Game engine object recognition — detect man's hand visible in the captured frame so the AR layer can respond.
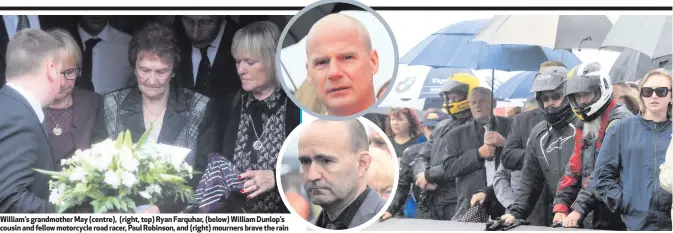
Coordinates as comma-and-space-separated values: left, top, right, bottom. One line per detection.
415, 173, 429, 189
485, 131, 506, 147
562, 211, 582, 228
553, 212, 567, 225
425, 183, 437, 191
500, 214, 516, 225
380, 212, 393, 221
470, 192, 487, 207
478, 144, 496, 159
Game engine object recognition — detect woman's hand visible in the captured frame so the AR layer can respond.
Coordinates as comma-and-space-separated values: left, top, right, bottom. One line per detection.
240, 170, 276, 199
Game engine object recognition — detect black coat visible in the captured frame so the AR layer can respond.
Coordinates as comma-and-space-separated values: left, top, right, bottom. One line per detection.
434, 117, 512, 204
501, 108, 545, 170
508, 117, 582, 221
0, 86, 56, 213
387, 143, 424, 215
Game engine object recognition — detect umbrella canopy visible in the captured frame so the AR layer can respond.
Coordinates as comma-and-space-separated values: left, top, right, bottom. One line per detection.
609, 48, 673, 83
494, 71, 537, 100
472, 15, 613, 50
601, 15, 672, 59
400, 19, 582, 71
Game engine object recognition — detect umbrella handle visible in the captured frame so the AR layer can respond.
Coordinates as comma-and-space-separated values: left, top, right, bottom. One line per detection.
578, 37, 592, 51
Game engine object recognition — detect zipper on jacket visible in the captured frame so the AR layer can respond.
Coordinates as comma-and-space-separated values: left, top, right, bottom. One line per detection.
653, 123, 659, 215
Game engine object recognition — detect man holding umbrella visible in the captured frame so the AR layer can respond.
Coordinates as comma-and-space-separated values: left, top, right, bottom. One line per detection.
412, 73, 478, 220
552, 62, 631, 229
499, 66, 581, 226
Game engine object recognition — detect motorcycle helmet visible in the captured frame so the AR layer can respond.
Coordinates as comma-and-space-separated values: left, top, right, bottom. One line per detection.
531, 66, 575, 127
439, 73, 480, 115
565, 62, 613, 122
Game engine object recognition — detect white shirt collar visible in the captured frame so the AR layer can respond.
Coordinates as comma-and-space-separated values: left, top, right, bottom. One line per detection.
78, 23, 113, 46
5, 82, 45, 123
210, 22, 226, 50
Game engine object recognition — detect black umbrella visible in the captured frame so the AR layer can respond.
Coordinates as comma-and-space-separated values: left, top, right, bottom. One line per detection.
610, 48, 672, 83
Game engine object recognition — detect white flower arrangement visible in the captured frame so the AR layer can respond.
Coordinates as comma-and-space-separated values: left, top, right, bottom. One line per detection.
36, 129, 195, 213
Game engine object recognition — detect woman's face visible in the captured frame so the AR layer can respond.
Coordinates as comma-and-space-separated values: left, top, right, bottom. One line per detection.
642, 74, 672, 116
55, 59, 78, 101
390, 113, 410, 136
234, 52, 270, 93
136, 53, 173, 99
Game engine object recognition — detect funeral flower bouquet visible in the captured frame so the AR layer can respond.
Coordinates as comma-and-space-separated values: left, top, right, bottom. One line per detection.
35, 129, 195, 213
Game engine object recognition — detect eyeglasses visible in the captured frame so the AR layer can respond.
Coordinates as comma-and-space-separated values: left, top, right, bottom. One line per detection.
641, 87, 672, 98
60, 68, 81, 80
537, 92, 563, 102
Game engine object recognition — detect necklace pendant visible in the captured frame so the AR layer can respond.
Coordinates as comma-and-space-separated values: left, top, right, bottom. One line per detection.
253, 140, 263, 151
53, 125, 62, 136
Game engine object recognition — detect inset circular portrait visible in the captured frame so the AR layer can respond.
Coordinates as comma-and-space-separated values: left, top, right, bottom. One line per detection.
276, 0, 400, 120
276, 117, 399, 231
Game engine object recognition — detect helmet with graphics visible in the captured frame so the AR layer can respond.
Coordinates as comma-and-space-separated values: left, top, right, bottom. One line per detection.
565, 62, 613, 122
439, 73, 480, 115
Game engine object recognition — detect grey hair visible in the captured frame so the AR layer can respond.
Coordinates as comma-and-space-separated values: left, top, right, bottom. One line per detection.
231, 21, 281, 87
469, 87, 494, 100
47, 28, 83, 68
305, 13, 373, 55
5, 28, 63, 80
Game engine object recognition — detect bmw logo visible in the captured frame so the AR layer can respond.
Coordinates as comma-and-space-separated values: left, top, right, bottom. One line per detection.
396, 76, 415, 93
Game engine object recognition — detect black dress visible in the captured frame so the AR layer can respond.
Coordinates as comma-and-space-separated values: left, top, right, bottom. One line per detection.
390, 136, 420, 158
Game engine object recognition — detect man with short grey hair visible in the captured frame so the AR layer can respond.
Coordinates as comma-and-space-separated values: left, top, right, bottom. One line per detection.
0, 28, 64, 213
298, 119, 384, 229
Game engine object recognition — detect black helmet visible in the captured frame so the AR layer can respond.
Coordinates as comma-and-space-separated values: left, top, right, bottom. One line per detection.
565, 62, 613, 122
532, 66, 575, 127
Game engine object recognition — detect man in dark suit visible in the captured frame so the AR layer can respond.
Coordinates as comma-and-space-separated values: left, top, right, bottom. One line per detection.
0, 28, 64, 213
175, 15, 241, 99
298, 119, 385, 229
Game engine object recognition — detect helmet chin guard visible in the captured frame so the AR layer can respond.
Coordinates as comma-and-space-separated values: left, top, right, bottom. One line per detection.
566, 62, 612, 122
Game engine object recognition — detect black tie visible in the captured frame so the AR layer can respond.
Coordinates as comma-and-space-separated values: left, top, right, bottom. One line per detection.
16, 15, 30, 32
194, 47, 212, 96
77, 38, 102, 91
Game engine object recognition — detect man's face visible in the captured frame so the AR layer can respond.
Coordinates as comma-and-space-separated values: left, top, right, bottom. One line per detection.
44, 58, 64, 106
306, 22, 378, 116
423, 126, 434, 139
182, 15, 222, 49
469, 91, 492, 121
537, 89, 564, 108
80, 16, 110, 34
298, 122, 366, 206
572, 91, 596, 107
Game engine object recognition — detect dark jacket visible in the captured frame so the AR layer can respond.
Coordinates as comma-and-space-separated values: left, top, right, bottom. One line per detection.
388, 143, 424, 215
591, 115, 672, 231
48, 89, 108, 168
553, 101, 631, 229
492, 164, 549, 226
501, 108, 545, 170
175, 17, 242, 100
433, 117, 512, 204
507, 117, 582, 222
102, 86, 219, 213
412, 116, 470, 220
0, 86, 56, 213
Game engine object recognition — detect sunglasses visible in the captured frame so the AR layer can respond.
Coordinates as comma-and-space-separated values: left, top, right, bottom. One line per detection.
641, 87, 672, 98
538, 92, 563, 102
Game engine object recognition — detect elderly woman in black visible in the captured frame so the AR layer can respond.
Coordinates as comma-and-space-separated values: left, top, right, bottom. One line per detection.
218, 21, 300, 213
102, 21, 217, 213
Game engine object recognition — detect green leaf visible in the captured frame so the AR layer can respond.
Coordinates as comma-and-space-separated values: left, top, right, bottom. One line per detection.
111, 198, 121, 210
123, 130, 133, 150
34, 169, 69, 179
115, 131, 125, 149
135, 124, 152, 150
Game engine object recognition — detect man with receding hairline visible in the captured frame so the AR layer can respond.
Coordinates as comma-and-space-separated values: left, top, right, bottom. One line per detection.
0, 28, 64, 213
298, 119, 384, 229
305, 14, 379, 117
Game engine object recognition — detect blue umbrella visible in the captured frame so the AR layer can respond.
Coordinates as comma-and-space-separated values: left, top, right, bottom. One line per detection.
418, 68, 474, 99
494, 71, 537, 100
400, 19, 582, 71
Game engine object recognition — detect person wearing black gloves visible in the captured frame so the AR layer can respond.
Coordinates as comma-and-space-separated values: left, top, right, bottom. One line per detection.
499, 66, 581, 226
552, 62, 632, 229
412, 73, 479, 220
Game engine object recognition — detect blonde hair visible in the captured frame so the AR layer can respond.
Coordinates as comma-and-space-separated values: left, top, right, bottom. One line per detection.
47, 28, 83, 67
295, 81, 327, 114
366, 147, 394, 197
638, 68, 672, 115
231, 21, 280, 87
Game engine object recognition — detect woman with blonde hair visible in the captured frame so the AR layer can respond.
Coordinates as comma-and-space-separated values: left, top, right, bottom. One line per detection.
367, 147, 394, 201
592, 68, 672, 230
